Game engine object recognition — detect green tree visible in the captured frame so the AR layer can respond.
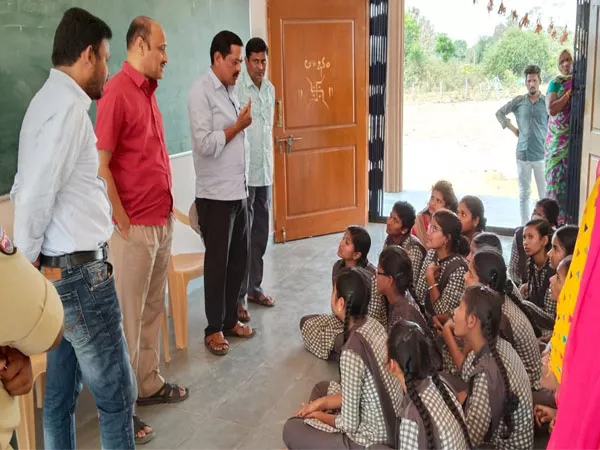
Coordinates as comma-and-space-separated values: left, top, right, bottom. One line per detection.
454, 40, 468, 60
404, 11, 426, 85
484, 29, 553, 81
472, 36, 493, 64
435, 34, 456, 62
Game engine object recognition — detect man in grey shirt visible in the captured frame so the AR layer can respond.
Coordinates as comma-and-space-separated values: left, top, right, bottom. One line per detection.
187, 30, 255, 356
496, 65, 549, 225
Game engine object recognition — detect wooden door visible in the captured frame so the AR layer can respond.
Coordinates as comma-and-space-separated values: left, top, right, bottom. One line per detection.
579, 0, 600, 219
268, 0, 368, 243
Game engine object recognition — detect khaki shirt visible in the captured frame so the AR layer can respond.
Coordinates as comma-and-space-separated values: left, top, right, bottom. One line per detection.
0, 227, 64, 450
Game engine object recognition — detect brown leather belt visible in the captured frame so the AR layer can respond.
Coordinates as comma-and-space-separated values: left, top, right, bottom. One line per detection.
40, 244, 108, 269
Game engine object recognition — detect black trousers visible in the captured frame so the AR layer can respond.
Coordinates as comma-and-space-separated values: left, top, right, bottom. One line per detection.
195, 198, 249, 336
10, 431, 18, 449
239, 186, 271, 304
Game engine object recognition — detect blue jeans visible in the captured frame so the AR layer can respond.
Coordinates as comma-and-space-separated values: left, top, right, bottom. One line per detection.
517, 159, 546, 225
42, 260, 136, 450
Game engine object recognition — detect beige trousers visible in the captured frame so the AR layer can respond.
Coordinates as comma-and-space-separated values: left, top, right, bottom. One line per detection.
109, 217, 173, 398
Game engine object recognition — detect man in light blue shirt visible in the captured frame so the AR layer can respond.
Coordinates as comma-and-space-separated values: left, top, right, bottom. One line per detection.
236, 38, 276, 319
496, 64, 549, 225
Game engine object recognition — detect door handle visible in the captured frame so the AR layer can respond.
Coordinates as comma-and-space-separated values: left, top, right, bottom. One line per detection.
275, 135, 303, 153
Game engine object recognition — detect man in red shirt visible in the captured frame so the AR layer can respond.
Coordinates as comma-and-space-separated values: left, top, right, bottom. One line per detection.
96, 16, 188, 444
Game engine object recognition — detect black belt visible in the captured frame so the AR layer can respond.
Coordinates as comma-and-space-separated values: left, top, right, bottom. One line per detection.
40, 244, 108, 269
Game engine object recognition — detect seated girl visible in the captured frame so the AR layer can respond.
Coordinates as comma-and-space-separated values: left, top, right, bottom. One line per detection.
520, 219, 556, 337
385, 200, 426, 280
300, 226, 386, 361
386, 320, 471, 450
509, 198, 559, 287
377, 246, 429, 332
467, 232, 502, 263
415, 209, 469, 316
284, 269, 402, 449
458, 195, 487, 242
412, 180, 458, 246
439, 285, 534, 449
465, 249, 542, 391
548, 225, 578, 271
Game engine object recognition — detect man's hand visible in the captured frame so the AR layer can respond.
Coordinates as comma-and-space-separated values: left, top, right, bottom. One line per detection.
236, 98, 252, 131
0, 347, 33, 397
115, 212, 131, 240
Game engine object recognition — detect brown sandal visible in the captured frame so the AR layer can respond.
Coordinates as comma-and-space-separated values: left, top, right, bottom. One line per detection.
223, 321, 256, 338
204, 332, 230, 356
248, 293, 276, 307
238, 304, 251, 323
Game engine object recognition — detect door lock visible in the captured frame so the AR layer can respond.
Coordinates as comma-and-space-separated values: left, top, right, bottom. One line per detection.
275, 135, 303, 153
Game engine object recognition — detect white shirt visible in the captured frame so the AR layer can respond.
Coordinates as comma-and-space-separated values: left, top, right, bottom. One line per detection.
187, 69, 248, 201
236, 71, 275, 187
10, 69, 113, 262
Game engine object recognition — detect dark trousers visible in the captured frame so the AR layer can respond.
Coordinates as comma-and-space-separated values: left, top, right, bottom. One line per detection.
238, 186, 271, 304
10, 431, 18, 449
195, 197, 249, 336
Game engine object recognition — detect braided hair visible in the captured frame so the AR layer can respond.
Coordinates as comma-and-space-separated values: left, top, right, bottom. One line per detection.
346, 225, 372, 268
464, 285, 519, 438
388, 320, 472, 449
432, 209, 470, 256
460, 195, 487, 232
472, 249, 542, 337
430, 373, 472, 448
334, 267, 371, 343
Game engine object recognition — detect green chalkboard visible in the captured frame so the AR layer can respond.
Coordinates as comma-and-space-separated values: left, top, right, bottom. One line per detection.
0, 0, 250, 195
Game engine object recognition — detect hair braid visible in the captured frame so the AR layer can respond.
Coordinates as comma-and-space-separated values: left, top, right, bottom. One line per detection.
342, 295, 353, 344
504, 280, 542, 338
431, 373, 472, 449
405, 374, 436, 450
482, 325, 519, 438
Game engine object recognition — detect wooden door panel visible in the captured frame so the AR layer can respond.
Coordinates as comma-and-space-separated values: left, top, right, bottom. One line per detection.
580, 2, 600, 217
270, 0, 368, 243
286, 146, 357, 216
283, 20, 355, 129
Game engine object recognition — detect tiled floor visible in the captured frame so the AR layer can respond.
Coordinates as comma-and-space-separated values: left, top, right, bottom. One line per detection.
32, 224, 521, 449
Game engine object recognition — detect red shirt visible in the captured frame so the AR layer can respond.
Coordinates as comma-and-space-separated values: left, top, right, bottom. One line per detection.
96, 62, 173, 226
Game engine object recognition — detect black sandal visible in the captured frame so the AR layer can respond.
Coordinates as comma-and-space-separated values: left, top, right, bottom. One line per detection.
136, 382, 190, 406
133, 415, 156, 445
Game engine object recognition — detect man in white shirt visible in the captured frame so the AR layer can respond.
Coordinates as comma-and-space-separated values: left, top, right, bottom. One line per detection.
187, 30, 255, 356
10, 8, 135, 449
236, 38, 276, 322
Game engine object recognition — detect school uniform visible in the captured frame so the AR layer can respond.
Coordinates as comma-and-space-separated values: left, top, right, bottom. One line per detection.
384, 234, 426, 282
299, 261, 386, 361
387, 295, 428, 332
523, 259, 556, 340
460, 339, 534, 449
509, 227, 528, 287
284, 317, 403, 449
415, 250, 467, 315
396, 378, 470, 450
501, 296, 542, 390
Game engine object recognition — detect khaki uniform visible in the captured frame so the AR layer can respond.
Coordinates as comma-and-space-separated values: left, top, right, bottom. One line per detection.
0, 227, 64, 450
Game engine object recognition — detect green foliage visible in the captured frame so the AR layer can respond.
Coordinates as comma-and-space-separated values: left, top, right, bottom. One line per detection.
403, 7, 575, 99
454, 40, 468, 60
483, 29, 553, 81
435, 34, 456, 62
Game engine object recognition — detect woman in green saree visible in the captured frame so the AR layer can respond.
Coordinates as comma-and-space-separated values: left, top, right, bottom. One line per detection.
544, 49, 574, 224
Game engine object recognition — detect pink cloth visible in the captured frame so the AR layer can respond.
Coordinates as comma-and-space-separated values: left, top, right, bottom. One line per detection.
549, 189, 600, 449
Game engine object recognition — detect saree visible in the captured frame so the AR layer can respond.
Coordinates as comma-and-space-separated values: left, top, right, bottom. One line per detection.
544, 75, 572, 224
549, 177, 600, 449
